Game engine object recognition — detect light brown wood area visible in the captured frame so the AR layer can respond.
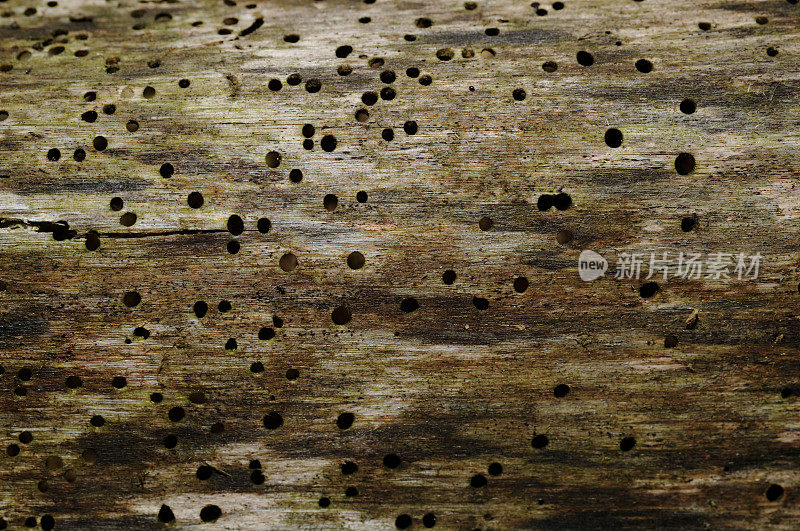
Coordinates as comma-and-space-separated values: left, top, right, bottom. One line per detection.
1, 0, 800, 528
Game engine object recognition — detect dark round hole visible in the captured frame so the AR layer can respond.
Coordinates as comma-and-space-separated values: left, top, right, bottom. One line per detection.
227, 214, 244, 235
513, 277, 529, 293
675, 152, 696, 175
341, 461, 358, 475
111, 376, 127, 389
403, 120, 418, 135
263, 412, 284, 429
318, 497, 331, 508
380, 87, 396, 100
620, 436, 636, 451
396, 514, 412, 529
305, 79, 322, 93
681, 216, 696, 232
120, 212, 137, 226
257, 217, 271, 233
470, 474, 487, 488
320, 135, 337, 152
488, 462, 503, 476
355, 109, 370, 122
159, 163, 174, 178
123, 291, 141, 307
286, 368, 299, 380
680, 98, 696, 114
347, 251, 365, 269
266, 151, 281, 168
380, 70, 396, 83
90, 415, 105, 427
194, 301, 208, 318
196, 465, 213, 480
199, 505, 221, 522
73, 148, 86, 162
422, 513, 436, 528
553, 192, 572, 210
332, 305, 352, 325
92, 136, 107, 151
188, 191, 204, 208
635, 59, 653, 73
472, 296, 489, 310
279, 253, 297, 272
537, 194, 554, 211
766, 484, 784, 501
168, 406, 185, 422
324, 194, 338, 212
442, 270, 456, 285
639, 282, 659, 298
258, 327, 275, 340
356, 191, 368, 202
336, 45, 352, 58
554, 384, 570, 397
400, 297, 419, 313
383, 453, 400, 468
47, 148, 61, 161
382, 128, 394, 141
532, 434, 549, 448
337, 412, 354, 429
576, 50, 594, 66
158, 505, 175, 523
479, 216, 493, 231
268, 78, 282, 91
362, 91, 378, 105
604, 128, 623, 148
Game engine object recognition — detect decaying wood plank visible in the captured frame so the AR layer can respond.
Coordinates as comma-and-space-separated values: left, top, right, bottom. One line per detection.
1, 0, 800, 529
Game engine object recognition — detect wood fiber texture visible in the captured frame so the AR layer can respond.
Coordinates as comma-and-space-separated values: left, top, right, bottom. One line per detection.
1, 0, 800, 529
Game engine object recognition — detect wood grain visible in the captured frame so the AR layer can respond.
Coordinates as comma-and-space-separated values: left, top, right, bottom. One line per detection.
1, 0, 800, 528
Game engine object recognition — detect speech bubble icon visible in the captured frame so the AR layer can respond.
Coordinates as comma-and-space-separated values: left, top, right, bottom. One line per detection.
578, 250, 608, 281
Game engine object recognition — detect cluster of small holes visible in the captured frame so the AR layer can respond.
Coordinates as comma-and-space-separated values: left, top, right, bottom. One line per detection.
0, 0, 791, 527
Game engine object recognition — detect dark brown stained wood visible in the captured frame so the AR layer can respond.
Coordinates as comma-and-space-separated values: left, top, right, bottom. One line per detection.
1, 0, 800, 529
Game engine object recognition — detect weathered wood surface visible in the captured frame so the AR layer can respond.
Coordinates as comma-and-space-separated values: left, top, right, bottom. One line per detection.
1, 0, 800, 528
